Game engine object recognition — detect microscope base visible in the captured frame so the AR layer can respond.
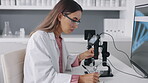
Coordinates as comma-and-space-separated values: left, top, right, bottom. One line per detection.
100, 70, 113, 77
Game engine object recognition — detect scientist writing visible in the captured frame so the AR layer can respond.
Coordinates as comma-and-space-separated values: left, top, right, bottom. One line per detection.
23, 0, 99, 83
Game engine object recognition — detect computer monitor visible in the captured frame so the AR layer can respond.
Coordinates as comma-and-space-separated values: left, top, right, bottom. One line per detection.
131, 4, 148, 77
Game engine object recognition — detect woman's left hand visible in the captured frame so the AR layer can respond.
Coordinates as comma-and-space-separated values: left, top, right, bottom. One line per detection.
78, 48, 94, 61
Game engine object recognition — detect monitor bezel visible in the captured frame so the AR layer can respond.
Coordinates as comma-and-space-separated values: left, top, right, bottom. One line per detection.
130, 4, 148, 77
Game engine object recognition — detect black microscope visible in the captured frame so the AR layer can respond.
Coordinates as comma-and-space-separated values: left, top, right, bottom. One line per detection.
84, 30, 113, 77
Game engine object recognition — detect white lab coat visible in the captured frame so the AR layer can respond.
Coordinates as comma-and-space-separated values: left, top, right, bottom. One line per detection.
24, 30, 78, 83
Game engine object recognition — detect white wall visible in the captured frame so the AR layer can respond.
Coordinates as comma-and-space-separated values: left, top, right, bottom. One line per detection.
135, 0, 148, 5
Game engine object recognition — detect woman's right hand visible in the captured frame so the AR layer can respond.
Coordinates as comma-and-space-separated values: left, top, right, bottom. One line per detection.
79, 73, 99, 83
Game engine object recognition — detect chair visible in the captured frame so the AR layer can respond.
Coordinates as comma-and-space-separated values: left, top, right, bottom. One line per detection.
1, 49, 26, 83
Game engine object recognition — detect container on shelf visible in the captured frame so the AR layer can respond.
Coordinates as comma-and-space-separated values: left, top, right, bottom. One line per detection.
82, 0, 87, 6
20, 28, 25, 38
31, 0, 36, 6
2, 21, 13, 38
115, 0, 119, 7
10, 0, 15, 6
96, 0, 101, 7
110, 0, 115, 7
14, 31, 20, 37
42, 0, 47, 6
16, 0, 21, 6
105, 0, 110, 7
121, 0, 126, 7
100, 0, 105, 7
92, 0, 96, 7
87, 0, 92, 6
36, 0, 42, 6
47, 0, 52, 6
1, 0, 6, 6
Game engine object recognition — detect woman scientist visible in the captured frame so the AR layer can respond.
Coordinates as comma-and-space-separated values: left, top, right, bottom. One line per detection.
24, 0, 99, 83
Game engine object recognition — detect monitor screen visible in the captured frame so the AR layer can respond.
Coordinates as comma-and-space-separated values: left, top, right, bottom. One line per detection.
131, 4, 148, 77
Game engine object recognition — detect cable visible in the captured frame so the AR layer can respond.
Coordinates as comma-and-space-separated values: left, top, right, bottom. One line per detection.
99, 32, 148, 78
108, 59, 147, 79
99, 32, 134, 71
99, 32, 131, 63
98, 58, 144, 78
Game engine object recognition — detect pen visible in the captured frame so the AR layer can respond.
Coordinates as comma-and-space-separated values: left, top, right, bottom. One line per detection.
82, 65, 91, 73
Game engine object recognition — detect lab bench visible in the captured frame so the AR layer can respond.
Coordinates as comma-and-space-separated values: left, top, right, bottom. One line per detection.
0, 35, 132, 83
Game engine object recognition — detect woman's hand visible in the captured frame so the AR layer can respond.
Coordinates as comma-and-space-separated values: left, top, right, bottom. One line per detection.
79, 73, 99, 83
78, 48, 94, 61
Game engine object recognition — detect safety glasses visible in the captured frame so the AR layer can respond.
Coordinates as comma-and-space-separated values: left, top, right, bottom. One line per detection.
63, 14, 80, 25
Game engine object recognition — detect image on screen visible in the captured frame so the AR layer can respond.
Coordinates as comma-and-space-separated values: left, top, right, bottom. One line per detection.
131, 4, 148, 77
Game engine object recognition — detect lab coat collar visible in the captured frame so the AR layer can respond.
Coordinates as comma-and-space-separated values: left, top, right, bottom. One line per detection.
48, 32, 63, 41
48, 32, 56, 40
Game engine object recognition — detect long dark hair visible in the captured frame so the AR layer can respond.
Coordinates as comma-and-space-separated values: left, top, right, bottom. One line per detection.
31, 0, 83, 35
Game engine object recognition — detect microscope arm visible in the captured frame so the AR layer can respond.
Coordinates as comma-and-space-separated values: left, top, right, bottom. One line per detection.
100, 41, 113, 77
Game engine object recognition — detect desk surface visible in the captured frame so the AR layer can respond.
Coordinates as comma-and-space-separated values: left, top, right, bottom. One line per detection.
71, 55, 148, 83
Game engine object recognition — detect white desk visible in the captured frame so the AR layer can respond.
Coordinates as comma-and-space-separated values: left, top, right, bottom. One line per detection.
70, 55, 148, 83
0, 36, 146, 83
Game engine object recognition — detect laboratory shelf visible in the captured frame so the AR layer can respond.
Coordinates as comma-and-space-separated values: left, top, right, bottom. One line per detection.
0, 6, 126, 11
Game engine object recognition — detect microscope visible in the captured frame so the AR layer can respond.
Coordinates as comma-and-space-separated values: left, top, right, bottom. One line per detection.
84, 30, 113, 77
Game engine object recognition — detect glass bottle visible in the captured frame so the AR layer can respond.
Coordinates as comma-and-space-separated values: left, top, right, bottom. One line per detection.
121, 0, 126, 7
2, 21, 13, 37
20, 28, 25, 38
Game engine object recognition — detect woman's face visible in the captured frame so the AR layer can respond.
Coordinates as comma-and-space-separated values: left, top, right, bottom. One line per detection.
59, 11, 82, 34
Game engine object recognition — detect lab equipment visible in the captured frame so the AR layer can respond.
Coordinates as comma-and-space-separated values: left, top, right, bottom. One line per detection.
14, 31, 20, 37
2, 21, 13, 37
20, 28, 25, 38
84, 30, 113, 77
